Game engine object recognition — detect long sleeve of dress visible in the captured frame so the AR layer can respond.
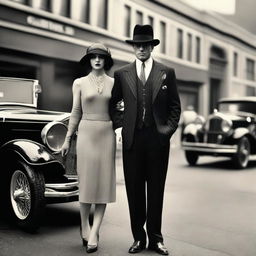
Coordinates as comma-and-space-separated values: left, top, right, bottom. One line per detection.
65, 79, 82, 142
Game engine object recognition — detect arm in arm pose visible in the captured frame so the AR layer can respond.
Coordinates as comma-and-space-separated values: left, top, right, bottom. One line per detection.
109, 71, 124, 130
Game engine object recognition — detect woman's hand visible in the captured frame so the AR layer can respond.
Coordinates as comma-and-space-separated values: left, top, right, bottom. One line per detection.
61, 140, 71, 157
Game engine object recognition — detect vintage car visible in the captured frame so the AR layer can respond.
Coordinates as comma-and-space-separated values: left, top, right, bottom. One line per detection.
181, 97, 256, 169
0, 77, 78, 231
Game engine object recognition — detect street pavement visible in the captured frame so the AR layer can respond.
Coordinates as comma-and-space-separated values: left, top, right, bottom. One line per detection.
0, 143, 256, 256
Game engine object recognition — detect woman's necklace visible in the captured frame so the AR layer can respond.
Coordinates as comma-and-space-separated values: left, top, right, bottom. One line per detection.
89, 73, 105, 94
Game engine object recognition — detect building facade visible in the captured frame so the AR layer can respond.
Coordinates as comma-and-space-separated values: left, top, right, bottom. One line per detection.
1, 0, 256, 115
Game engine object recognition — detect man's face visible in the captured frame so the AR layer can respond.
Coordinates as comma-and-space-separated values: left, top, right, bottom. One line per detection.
133, 43, 153, 62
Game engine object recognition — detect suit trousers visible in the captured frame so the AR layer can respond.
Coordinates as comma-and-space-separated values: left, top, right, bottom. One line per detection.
122, 125, 170, 243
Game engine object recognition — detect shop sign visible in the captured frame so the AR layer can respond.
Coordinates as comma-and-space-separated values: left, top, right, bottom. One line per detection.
27, 15, 74, 36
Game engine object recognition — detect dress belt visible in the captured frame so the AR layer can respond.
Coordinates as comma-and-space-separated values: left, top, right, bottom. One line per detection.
82, 113, 110, 121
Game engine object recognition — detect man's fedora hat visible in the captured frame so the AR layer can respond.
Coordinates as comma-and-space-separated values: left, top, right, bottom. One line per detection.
125, 24, 160, 46
79, 43, 113, 70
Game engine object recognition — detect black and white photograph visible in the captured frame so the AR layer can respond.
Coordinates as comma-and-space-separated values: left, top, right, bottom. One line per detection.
0, 0, 256, 255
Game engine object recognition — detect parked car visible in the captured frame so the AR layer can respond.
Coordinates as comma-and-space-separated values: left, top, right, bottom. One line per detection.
0, 77, 78, 231
181, 97, 256, 169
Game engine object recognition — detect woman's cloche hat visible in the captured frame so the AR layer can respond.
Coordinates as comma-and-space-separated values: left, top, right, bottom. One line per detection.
125, 24, 160, 46
79, 43, 113, 70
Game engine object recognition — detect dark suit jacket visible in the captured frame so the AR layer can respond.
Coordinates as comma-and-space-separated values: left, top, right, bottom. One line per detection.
110, 60, 181, 149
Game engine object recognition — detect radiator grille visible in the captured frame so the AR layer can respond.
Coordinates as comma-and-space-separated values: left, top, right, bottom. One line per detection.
209, 118, 222, 132
207, 133, 219, 143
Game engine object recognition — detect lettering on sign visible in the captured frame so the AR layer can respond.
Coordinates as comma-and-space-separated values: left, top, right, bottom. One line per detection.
27, 16, 75, 36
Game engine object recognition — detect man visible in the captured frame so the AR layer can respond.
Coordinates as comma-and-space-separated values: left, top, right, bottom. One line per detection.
110, 24, 181, 255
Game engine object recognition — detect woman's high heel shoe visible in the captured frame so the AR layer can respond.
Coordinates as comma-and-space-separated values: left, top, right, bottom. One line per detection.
79, 225, 88, 247
86, 233, 99, 253
82, 238, 88, 247
86, 244, 98, 253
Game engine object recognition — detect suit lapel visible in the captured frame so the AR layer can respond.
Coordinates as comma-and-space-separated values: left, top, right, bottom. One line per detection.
151, 61, 165, 102
123, 60, 165, 101
124, 62, 137, 99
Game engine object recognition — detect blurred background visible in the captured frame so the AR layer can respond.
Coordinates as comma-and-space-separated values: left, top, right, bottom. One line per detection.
0, 0, 256, 115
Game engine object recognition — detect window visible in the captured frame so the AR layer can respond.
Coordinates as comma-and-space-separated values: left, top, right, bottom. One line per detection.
124, 5, 131, 37
51, 0, 71, 17
98, 0, 108, 29
160, 21, 166, 54
195, 36, 201, 63
233, 52, 238, 77
187, 33, 192, 61
32, 0, 51, 11
10, 0, 29, 4
246, 86, 256, 96
136, 10, 143, 25
246, 58, 255, 81
147, 16, 154, 28
71, 0, 90, 23
177, 29, 183, 58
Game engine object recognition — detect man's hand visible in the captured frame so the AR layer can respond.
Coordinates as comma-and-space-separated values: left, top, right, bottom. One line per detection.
115, 127, 122, 144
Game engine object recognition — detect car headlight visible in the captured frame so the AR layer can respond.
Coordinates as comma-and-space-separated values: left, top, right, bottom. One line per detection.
221, 119, 232, 132
194, 115, 205, 129
41, 122, 68, 152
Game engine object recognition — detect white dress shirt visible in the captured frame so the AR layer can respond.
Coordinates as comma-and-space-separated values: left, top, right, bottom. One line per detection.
135, 57, 153, 82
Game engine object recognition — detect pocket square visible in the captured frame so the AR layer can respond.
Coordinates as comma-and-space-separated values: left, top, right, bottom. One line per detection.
162, 85, 167, 90
161, 73, 167, 80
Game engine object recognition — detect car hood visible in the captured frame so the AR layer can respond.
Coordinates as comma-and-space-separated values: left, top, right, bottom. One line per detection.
0, 107, 70, 122
220, 112, 255, 122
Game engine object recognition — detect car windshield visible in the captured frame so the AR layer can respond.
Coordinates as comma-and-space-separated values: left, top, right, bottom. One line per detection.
218, 102, 256, 115
0, 78, 37, 106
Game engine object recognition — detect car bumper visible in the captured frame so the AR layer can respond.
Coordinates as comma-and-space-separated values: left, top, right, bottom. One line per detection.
181, 141, 238, 154
45, 177, 79, 199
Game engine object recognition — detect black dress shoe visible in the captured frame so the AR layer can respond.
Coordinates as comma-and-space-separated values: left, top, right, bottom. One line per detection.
148, 242, 169, 255
128, 241, 146, 254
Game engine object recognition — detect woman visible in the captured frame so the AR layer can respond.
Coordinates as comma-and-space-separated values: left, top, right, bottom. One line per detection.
61, 43, 116, 253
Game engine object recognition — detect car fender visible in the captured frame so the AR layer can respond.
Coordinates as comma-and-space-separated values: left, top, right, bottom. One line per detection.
183, 123, 199, 137
233, 128, 250, 139
0, 139, 65, 174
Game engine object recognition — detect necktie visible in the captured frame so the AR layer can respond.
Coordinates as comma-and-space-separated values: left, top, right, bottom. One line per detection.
139, 62, 146, 85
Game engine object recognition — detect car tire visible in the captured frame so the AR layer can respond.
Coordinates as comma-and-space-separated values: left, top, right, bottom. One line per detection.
232, 137, 250, 169
8, 160, 45, 231
185, 151, 199, 166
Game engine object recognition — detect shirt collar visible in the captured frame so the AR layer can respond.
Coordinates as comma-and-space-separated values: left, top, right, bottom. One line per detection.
135, 57, 153, 70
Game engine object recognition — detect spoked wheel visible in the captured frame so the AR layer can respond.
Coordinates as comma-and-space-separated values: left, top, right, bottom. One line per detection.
232, 137, 250, 169
10, 170, 32, 220
9, 161, 45, 231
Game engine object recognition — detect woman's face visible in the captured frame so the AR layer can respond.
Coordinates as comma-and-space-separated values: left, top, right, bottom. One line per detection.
90, 54, 105, 70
